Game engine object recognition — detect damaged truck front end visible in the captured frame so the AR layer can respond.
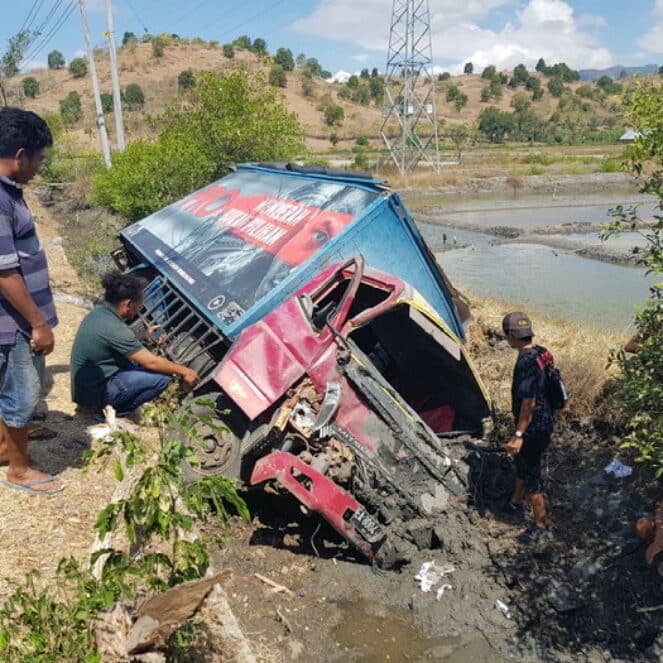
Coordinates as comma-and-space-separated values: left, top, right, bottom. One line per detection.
212, 257, 491, 565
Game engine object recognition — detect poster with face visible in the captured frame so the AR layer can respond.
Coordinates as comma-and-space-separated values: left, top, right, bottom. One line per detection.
121, 169, 379, 326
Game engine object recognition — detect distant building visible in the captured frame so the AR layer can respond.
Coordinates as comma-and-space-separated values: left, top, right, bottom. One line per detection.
620, 129, 642, 143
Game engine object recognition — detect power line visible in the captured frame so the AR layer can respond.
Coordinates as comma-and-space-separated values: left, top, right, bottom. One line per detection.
23, 1, 77, 65
122, 0, 150, 34
20, 0, 45, 34
216, 0, 287, 40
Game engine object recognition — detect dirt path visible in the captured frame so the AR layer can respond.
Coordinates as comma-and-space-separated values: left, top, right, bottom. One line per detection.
0, 192, 116, 595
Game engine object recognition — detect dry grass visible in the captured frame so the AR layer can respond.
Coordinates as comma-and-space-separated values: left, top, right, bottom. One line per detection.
465, 294, 626, 419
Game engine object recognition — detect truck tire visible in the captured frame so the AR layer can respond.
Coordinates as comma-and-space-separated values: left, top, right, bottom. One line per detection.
174, 397, 245, 484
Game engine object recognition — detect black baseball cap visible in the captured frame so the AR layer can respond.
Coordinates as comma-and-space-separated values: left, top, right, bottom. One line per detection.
502, 311, 534, 338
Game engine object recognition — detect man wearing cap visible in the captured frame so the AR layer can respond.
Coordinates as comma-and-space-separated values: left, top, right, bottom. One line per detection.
502, 311, 555, 544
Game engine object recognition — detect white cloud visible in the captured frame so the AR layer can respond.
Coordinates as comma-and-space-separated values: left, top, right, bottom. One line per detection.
352, 54, 370, 63
295, 0, 614, 71
577, 14, 607, 28
639, 0, 663, 52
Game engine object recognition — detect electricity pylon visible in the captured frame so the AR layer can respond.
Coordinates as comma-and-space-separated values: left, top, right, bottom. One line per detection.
379, 0, 440, 174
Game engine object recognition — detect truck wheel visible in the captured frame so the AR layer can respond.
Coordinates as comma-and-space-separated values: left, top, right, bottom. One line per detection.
175, 399, 245, 483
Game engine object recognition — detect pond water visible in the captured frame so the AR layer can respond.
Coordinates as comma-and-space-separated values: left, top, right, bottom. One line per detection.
412, 191, 658, 230
417, 216, 655, 331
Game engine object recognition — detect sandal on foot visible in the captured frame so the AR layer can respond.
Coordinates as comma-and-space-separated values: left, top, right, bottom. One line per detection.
0, 475, 64, 495
27, 425, 57, 440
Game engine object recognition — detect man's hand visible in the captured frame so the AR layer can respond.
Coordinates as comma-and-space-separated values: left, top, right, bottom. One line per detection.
31, 324, 54, 355
506, 436, 523, 456
180, 367, 200, 390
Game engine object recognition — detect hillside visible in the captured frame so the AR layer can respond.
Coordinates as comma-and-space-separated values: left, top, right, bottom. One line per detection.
4, 39, 632, 153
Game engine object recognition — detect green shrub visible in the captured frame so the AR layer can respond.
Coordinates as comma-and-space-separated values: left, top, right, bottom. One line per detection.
324, 104, 344, 126
268, 64, 287, 88
178, 69, 195, 92
22, 77, 39, 98
47, 50, 65, 69
92, 70, 304, 222
599, 157, 623, 173
59, 91, 82, 124
601, 80, 663, 475
123, 83, 145, 110
152, 36, 165, 58
68, 57, 87, 78
100, 92, 113, 114
222, 43, 234, 58
520, 153, 554, 165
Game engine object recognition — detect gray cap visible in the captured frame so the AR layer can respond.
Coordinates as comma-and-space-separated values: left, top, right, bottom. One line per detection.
502, 311, 534, 338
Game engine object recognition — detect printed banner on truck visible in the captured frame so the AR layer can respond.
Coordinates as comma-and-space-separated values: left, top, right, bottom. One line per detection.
121, 169, 379, 325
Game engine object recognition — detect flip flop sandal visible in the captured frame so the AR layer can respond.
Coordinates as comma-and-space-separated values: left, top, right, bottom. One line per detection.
0, 475, 64, 495
27, 425, 58, 440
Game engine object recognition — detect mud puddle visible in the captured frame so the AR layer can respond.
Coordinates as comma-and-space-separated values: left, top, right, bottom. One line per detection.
332, 598, 455, 661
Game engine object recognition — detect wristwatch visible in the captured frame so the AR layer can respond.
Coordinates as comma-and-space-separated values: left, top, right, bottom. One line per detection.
514, 431, 524, 438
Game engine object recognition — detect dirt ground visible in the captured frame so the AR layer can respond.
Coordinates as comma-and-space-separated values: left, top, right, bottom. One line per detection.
3, 186, 661, 663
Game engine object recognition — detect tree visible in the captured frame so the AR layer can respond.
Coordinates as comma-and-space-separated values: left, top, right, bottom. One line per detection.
371, 67, 379, 78
234, 35, 251, 49
269, 64, 287, 88
178, 69, 195, 92
447, 123, 474, 162
47, 50, 65, 70
301, 76, 314, 97
122, 32, 137, 46
438, 72, 451, 81
480, 86, 491, 103
274, 47, 294, 71
100, 92, 113, 114
304, 57, 324, 77
69, 57, 87, 78
347, 75, 359, 89
360, 68, 370, 79
454, 92, 468, 112
510, 92, 531, 113
478, 107, 515, 143
222, 43, 234, 59
324, 104, 344, 126
547, 77, 565, 98
59, 91, 82, 124
445, 84, 460, 102
535, 58, 546, 73
369, 76, 383, 100
1, 30, 34, 105
22, 77, 39, 98
251, 38, 267, 55
601, 80, 663, 474
481, 65, 496, 80
296, 53, 307, 68
123, 83, 145, 110
511, 63, 529, 86
463, 62, 473, 75
91, 70, 304, 221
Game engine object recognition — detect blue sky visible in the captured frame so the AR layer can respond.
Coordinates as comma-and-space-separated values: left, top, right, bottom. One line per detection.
2, 0, 663, 76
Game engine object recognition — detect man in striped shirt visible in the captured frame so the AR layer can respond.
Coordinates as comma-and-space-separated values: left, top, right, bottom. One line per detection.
0, 108, 61, 495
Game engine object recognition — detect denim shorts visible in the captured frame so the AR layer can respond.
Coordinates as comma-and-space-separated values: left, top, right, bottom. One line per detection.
0, 333, 44, 428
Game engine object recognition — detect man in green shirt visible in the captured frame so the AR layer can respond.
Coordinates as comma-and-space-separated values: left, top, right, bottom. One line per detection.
71, 272, 199, 415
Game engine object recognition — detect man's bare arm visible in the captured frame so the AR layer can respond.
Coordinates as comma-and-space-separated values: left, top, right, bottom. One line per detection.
0, 269, 54, 354
128, 347, 199, 388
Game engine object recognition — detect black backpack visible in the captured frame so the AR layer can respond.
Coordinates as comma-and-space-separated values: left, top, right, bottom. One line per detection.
536, 349, 568, 410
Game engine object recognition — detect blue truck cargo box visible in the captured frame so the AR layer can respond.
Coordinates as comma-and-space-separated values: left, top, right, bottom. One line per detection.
118, 163, 467, 341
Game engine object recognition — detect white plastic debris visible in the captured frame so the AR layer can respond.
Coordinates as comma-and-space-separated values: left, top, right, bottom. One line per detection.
495, 599, 512, 619
414, 561, 455, 599
603, 459, 633, 478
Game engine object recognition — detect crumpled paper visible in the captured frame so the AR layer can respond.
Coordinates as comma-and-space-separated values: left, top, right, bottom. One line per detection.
414, 561, 455, 600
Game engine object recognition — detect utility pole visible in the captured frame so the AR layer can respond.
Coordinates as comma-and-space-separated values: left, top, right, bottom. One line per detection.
379, 0, 440, 174
78, 0, 111, 168
105, 0, 125, 150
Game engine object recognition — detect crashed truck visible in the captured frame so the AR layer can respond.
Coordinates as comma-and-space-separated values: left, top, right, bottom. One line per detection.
113, 163, 492, 566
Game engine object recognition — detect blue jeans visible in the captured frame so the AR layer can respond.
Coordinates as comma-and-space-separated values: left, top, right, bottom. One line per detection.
104, 368, 171, 416
0, 333, 44, 428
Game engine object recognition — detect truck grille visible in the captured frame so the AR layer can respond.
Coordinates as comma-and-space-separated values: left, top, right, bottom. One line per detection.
137, 276, 227, 381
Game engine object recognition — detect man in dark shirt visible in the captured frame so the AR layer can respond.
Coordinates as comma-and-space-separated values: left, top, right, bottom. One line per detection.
502, 311, 555, 543
71, 272, 199, 415
0, 108, 61, 495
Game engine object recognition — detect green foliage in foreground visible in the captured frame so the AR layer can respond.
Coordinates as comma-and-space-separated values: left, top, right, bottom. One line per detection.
92, 70, 304, 222
602, 79, 663, 475
0, 399, 249, 661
